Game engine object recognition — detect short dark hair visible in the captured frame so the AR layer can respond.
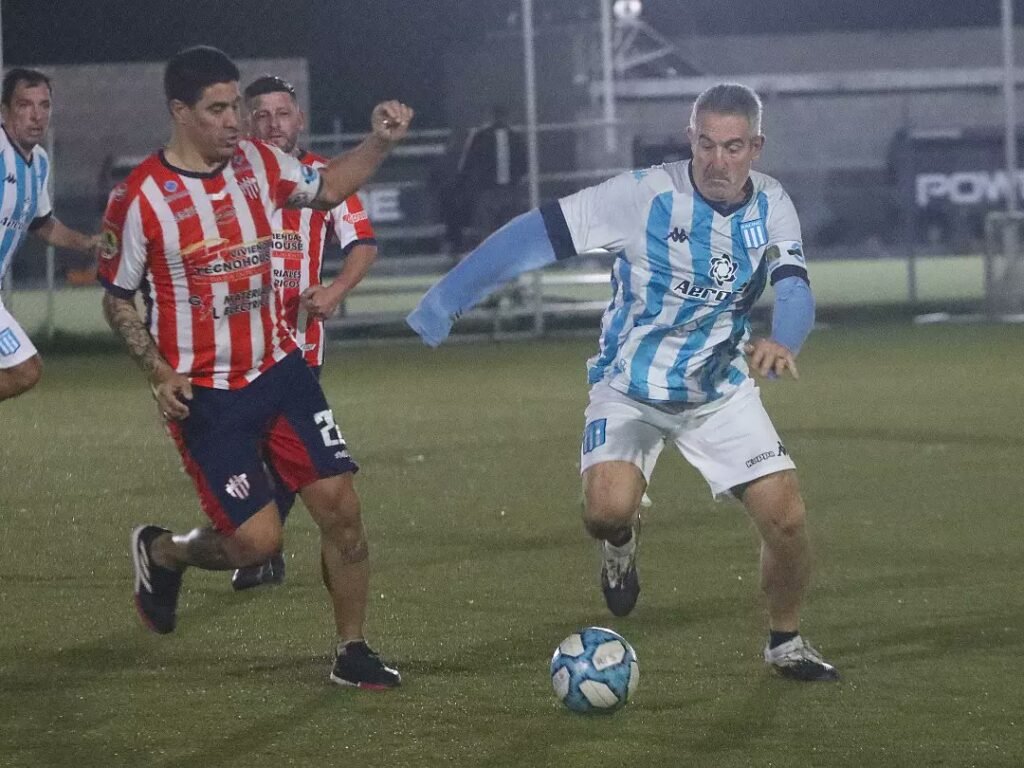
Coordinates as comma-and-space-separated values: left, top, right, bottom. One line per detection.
2, 68, 52, 107
164, 46, 240, 106
244, 75, 296, 104
690, 83, 763, 135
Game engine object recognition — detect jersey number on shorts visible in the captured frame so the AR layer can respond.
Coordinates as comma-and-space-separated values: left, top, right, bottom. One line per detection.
314, 409, 345, 447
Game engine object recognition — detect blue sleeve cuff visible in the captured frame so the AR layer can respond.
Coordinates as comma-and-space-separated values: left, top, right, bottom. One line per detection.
770, 275, 815, 355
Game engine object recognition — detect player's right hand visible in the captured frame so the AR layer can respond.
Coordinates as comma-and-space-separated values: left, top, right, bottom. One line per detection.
744, 338, 799, 380
150, 367, 193, 421
371, 101, 414, 144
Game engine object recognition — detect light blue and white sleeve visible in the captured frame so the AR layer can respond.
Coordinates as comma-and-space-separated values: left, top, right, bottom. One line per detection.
406, 202, 578, 347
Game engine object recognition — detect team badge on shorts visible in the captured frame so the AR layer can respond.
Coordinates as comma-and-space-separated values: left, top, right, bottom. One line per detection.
583, 419, 607, 454
0, 327, 21, 356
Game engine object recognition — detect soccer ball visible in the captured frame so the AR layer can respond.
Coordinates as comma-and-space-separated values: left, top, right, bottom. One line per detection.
550, 627, 639, 713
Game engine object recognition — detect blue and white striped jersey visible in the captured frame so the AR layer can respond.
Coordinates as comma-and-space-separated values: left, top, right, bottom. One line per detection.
0, 126, 52, 285
558, 160, 807, 404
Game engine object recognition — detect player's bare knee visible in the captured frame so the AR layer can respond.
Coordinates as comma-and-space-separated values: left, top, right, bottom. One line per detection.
6, 356, 42, 396
304, 473, 360, 524
582, 494, 637, 540
582, 464, 643, 536
320, 510, 369, 564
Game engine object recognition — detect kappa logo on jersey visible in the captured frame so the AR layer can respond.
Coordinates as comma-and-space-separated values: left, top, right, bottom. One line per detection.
0, 327, 21, 356
666, 227, 689, 243
740, 218, 768, 249
709, 253, 738, 287
224, 473, 251, 500
4, 173, 16, 184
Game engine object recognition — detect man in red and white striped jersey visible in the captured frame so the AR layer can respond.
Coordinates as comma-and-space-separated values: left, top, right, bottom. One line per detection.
226, 74, 380, 591
99, 46, 411, 688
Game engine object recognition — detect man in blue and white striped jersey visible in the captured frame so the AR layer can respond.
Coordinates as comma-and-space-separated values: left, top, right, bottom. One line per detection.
0, 68, 98, 403
408, 83, 838, 682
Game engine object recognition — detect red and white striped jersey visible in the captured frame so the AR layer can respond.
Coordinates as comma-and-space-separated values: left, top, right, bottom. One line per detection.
98, 140, 322, 390
273, 150, 376, 367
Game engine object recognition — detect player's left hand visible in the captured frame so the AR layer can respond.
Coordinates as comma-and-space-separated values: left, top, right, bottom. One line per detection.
371, 100, 414, 143
744, 337, 799, 380
300, 284, 343, 320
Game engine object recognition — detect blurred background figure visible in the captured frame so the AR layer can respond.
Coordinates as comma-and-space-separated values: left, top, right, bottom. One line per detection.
454, 105, 526, 252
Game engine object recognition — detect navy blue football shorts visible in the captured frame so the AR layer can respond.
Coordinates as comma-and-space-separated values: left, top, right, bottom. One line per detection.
166, 351, 358, 533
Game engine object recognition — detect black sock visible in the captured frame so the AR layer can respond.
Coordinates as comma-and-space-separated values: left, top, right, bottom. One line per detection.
607, 528, 633, 548
769, 630, 799, 649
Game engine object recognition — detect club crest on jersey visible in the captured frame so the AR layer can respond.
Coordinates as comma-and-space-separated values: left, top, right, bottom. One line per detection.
709, 253, 738, 287
238, 174, 261, 200
740, 218, 768, 249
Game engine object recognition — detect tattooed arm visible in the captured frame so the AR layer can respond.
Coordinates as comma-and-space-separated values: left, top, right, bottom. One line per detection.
101, 292, 193, 420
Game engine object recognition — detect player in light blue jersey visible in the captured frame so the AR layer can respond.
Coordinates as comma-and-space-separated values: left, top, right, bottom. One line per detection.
408, 83, 838, 682
0, 69, 98, 403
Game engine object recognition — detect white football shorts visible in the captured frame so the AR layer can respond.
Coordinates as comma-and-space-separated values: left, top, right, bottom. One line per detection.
0, 303, 37, 369
580, 378, 796, 498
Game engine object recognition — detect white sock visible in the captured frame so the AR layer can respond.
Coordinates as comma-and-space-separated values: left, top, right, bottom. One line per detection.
604, 535, 635, 559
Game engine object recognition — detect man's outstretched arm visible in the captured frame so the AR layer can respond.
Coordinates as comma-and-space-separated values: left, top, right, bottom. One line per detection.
310, 101, 414, 210
407, 203, 576, 346
32, 216, 99, 253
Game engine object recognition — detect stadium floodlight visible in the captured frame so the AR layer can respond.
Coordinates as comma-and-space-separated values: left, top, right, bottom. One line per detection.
612, 0, 642, 21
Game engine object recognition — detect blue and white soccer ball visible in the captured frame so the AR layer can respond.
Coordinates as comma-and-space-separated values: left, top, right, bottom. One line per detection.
550, 627, 639, 713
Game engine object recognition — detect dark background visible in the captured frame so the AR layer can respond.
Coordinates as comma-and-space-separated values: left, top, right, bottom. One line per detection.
4, 0, 1022, 130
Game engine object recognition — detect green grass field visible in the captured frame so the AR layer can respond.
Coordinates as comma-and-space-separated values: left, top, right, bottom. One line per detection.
2, 323, 1024, 767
